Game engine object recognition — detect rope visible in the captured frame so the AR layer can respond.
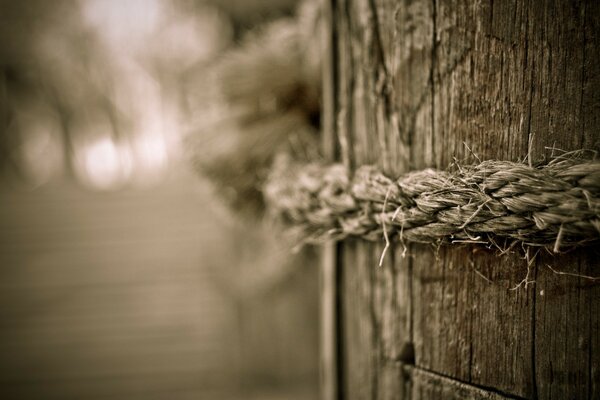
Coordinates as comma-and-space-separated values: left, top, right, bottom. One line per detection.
265, 153, 600, 251
189, 2, 600, 253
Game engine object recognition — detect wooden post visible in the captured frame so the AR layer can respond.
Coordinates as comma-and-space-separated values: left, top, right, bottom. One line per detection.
325, 0, 600, 398
321, 0, 339, 398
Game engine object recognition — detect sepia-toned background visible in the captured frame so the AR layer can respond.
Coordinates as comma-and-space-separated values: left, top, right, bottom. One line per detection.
0, 1, 319, 399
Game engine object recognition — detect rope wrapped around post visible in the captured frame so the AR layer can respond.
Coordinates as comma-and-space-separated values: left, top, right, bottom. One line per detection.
189, 1, 600, 254
265, 152, 600, 252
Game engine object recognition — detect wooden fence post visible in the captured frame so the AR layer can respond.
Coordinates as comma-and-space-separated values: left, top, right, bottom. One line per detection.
323, 0, 600, 398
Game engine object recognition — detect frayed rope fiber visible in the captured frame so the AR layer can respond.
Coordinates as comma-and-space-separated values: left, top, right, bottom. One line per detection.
265, 153, 600, 251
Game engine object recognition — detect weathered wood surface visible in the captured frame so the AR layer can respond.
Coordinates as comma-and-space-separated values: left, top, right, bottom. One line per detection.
329, 0, 600, 398
409, 367, 518, 400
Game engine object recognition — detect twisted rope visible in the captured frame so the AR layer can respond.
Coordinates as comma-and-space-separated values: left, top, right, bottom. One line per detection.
189, 2, 600, 253
265, 153, 600, 251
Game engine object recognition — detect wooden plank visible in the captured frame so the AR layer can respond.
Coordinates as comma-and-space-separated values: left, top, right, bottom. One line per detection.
533, 251, 600, 400
333, 0, 600, 398
340, 240, 375, 399
413, 0, 600, 397
412, 246, 534, 396
340, 241, 409, 399
510, 1, 600, 399
334, 0, 415, 398
526, 1, 600, 398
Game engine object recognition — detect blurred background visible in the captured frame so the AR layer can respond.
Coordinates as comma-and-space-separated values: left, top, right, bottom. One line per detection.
0, 0, 319, 399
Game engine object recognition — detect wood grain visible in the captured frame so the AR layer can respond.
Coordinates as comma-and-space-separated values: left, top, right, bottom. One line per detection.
409, 367, 519, 400
335, 0, 414, 398
329, 0, 600, 398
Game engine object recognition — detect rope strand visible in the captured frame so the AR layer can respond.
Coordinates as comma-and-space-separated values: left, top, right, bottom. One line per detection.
264, 153, 600, 251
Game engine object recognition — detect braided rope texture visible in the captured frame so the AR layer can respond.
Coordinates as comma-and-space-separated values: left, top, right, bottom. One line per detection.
265, 153, 600, 251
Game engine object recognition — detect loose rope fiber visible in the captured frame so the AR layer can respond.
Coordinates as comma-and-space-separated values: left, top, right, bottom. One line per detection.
265, 152, 600, 252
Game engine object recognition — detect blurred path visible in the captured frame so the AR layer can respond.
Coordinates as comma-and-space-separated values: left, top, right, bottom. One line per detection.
0, 169, 241, 399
